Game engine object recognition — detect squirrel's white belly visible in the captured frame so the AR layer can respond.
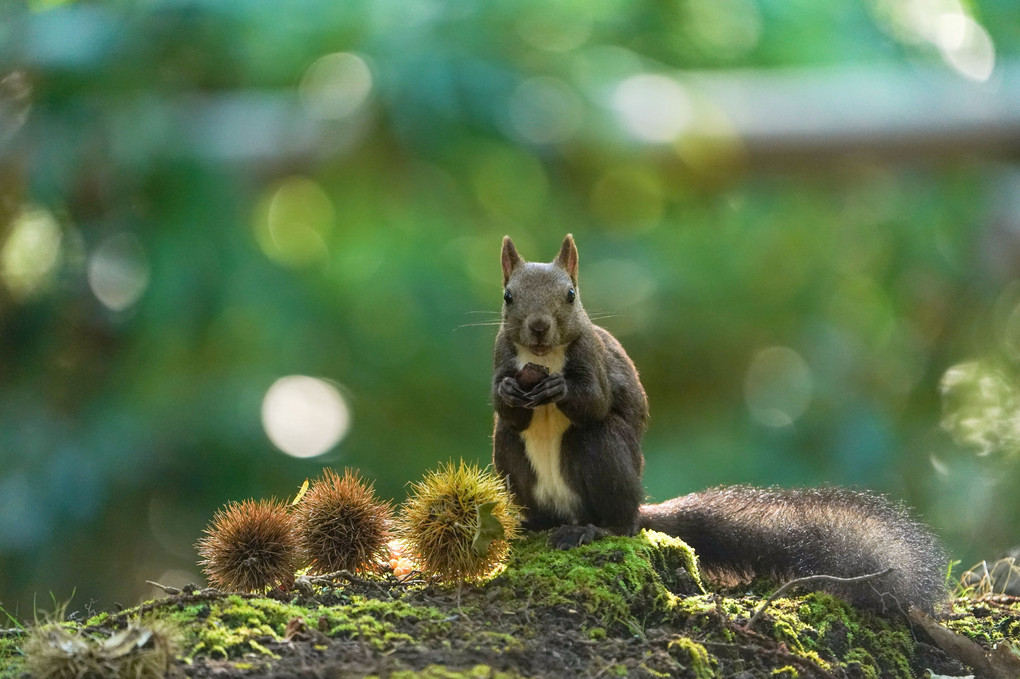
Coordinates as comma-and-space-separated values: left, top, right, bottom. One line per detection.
516, 345, 581, 521
521, 404, 578, 520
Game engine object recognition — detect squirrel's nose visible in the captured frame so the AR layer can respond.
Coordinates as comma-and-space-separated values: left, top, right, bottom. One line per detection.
529, 318, 550, 338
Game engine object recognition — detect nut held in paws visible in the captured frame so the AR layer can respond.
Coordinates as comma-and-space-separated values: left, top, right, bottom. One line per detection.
515, 362, 549, 391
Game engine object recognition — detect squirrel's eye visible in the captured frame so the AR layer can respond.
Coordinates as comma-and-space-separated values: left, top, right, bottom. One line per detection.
504, 289, 513, 305
567, 288, 576, 303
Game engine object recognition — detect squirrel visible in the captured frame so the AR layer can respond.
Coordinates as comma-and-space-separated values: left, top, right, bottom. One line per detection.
492, 234, 947, 614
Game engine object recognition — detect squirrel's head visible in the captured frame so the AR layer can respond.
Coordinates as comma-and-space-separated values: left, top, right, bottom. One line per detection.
500, 234, 588, 356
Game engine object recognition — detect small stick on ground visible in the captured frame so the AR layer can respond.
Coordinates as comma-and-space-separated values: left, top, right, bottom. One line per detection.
745, 568, 895, 630
146, 581, 182, 596
298, 570, 394, 599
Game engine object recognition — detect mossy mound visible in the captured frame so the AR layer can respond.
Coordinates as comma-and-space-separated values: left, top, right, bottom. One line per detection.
492, 530, 704, 635
2, 530, 1017, 678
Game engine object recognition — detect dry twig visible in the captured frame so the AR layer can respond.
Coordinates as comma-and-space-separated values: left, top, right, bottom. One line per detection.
296, 570, 394, 599
745, 568, 895, 630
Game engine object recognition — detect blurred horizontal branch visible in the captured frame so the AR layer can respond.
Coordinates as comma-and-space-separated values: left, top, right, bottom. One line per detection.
687, 60, 1020, 164
4, 5, 1020, 169
6, 64, 1020, 170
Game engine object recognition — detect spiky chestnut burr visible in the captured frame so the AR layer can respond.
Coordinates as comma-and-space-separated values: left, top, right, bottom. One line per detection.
295, 468, 395, 574
397, 460, 521, 583
195, 498, 300, 593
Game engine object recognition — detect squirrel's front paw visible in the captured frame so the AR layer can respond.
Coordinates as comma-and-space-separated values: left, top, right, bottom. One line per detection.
498, 376, 533, 408
550, 524, 609, 549
526, 373, 567, 406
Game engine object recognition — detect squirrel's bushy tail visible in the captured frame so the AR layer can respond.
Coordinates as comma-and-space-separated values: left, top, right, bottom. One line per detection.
640, 485, 948, 614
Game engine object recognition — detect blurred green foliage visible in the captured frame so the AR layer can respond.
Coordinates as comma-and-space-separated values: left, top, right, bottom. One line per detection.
1, 0, 1020, 614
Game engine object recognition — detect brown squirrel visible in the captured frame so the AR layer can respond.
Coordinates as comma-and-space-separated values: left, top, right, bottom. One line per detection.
492, 234, 947, 614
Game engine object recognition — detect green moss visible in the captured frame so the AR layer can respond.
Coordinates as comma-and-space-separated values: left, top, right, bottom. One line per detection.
168, 593, 449, 660
495, 530, 702, 633
370, 664, 521, 678
82, 611, 109, 628
843, 616, 913, 678
671, 593, 724, 618
753, 592, 916, 678
667, 637, 714, 679
770, 667, 799, 678
639, 530, 705, 594
770, 616, 811, 654
0, 634, 23, 679
943, 597, 1020, 647
466, 629, 525, 655
638, 662, 672, 678
843, 648, 878, 678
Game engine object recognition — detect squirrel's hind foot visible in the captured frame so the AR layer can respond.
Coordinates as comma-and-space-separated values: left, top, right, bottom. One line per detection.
550, 524, 609, 549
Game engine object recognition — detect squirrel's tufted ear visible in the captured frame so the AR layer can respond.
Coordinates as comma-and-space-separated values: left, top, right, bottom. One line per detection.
501, 236, 524, 286
554, 234, 579, 283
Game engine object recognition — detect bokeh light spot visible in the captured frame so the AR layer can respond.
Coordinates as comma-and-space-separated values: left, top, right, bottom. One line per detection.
571, 45, 643, 103
254, 176, 334, 267
828, 276, 895, 346
87, 232, 150, 311
148, 493, 199, 558
261, 375, 351, 459
28, 0, 75, 10
1002, 300, 1020, 360
868, 0, 995, 81
516, 4, 593, 53
589, 166, 664, 230
744, 346, 813, 428
299, 52, 373, 120
151, 569, 202, 598
0, 205, 62, 301
0, 472, 47, 549
508, 76, 583, 145
470, 145, 548, 222
583, 258, 658, 336
869, 0, 965, 44
929, 452, 950, 477
612, 74, 692, 143
936, 13, 995, 82
0, 72, 32, 145
685, 0, 762, 60
940, 361, 1020, 458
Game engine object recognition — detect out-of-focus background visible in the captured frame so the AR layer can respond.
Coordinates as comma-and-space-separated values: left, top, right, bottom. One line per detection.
2, 0, 1020, 614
